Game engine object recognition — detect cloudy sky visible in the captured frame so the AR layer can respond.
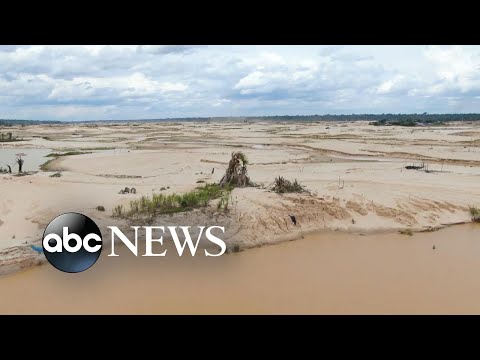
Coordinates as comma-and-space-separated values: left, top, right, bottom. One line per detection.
1, 45, 480, 121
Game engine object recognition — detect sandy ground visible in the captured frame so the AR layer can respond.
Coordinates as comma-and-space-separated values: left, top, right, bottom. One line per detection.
1, 120, 480, 275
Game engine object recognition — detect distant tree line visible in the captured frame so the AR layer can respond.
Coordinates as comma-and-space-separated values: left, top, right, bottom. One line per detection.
247, 113, 480, 122
0, 119, 62, 126
2, 114, 480, 125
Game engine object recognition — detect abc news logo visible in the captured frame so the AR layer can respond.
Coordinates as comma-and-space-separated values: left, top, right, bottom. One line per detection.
42, 213, 103, 273
42, 212, 226, 273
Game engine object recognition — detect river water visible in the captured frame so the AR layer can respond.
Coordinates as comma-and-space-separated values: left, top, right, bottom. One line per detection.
0, 223, 479, 314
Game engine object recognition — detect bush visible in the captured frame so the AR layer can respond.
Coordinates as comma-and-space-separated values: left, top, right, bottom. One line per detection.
217, 191, 232, 212
0, 132, 20, 142
272, 176, 305, 193
399, 229, 413, 236
112, 205, 124, 217
469, 206, 480, 223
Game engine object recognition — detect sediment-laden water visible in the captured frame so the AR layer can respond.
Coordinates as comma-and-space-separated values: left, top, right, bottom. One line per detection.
0, 224, 479, 314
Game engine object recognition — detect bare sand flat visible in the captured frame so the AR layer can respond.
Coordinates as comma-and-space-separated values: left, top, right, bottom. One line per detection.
1, 120, 480, 276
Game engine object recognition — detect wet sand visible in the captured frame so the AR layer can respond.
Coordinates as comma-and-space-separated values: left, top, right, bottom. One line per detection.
0, 223, 479, 314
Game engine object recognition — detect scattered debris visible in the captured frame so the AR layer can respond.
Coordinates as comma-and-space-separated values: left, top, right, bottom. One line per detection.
405, 162, 425, 170
14, 171, 37, 177
289, 214, 297, 226
30, 245, 43, 253
119, 186, 136, 194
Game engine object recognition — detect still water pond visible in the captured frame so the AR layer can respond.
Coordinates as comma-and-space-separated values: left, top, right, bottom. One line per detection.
0, 147, 52, 172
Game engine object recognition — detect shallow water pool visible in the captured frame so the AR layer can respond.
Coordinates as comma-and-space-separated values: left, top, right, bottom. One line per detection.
0, 147, 52, 172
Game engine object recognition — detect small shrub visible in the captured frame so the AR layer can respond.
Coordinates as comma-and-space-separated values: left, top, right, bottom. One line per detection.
399, 229, 413, 236
469, 206, 480, 223
217, 191, 231, 212
128, 199, 140, 215
49, 172, 62, 178
112, 205, 124, 217
0, 132, 20, 142
96, 205, 105, 212
272, 176, 305, 193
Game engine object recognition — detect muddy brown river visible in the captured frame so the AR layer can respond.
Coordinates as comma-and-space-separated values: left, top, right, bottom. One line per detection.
0, 223, 479, 314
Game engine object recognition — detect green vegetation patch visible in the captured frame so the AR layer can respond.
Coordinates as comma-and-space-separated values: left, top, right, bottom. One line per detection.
0, 132, 21, 142
272, 176, 306, 193
40, 159, 55, 171
112, 183, 233, 218
46, 151, 92, 157
41, 151, 91, 171
469, 206, 480, 223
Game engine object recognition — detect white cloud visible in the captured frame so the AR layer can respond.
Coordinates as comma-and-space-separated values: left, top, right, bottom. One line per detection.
416, 45, 480, 95
45, 73, 187, 101
1, 45, 480, 120
376, 75, 406, 94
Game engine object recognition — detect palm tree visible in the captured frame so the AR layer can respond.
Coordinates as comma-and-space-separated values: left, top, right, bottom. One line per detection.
219, 151, 254, 188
